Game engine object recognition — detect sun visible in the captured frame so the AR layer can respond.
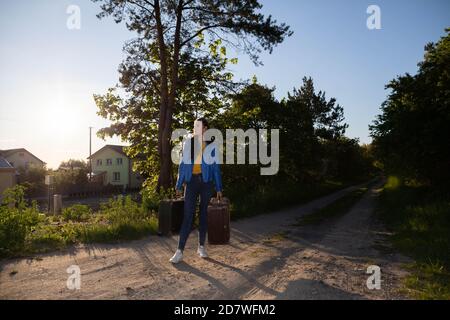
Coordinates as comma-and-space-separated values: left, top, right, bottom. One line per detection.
40, 84, 85, 137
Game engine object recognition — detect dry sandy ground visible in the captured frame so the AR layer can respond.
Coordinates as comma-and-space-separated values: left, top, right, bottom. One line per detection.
0, 182, 410, 300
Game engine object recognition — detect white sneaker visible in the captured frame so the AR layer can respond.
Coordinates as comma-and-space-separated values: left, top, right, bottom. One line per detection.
197, 245, 208, 258
169, 249, 183, 264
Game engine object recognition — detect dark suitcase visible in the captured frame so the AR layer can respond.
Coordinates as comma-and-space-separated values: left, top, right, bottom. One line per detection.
207, 197, 230, 244
158, 198, 184, 236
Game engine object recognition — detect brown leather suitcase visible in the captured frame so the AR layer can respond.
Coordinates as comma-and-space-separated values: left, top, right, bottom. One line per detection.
207, 197, 230, 244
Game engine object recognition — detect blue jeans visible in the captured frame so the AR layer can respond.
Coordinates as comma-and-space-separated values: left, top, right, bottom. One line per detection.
178, 174, 213, 251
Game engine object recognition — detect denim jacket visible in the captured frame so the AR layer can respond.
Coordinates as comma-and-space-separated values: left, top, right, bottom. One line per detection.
175, 138, 223, 192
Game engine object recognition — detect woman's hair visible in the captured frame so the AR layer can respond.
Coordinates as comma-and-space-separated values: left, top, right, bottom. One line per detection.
196, 117, 209, 129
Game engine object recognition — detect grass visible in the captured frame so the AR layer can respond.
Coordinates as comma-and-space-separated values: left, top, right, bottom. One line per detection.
226, 179, 359, 220
262, 231, 291, 244
1, 187, 158, 259
376, 179, 450, 300
26, 217, 159, 255
293, 186, 368, 226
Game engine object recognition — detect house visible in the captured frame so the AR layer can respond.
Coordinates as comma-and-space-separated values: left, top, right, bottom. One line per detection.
0, 148, 46, 170
87, 145, 142, 190
0, 156, 17, 201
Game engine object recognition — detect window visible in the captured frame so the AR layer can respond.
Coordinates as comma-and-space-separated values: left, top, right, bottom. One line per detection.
113, 172, 120, 181
106, 159, 112, 166
19, 152, 24, 157
116, 158, 123, 165
96, 159, 102, 166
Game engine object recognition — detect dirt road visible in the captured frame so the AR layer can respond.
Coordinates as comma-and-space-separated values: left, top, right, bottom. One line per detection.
0, 182, 410, 299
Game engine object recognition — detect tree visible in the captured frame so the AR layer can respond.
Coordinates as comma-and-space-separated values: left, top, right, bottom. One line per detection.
280, 77, 347, 182
92, 0, 292, 191
214, 80, 280, 189
94, 52, 232, 190
58, 159, 88, 171
217, 77, 348, 183
321, 137, 375, 182
50, 159, 89, 194
370, 29, 450, 185
16, 164, 47, 198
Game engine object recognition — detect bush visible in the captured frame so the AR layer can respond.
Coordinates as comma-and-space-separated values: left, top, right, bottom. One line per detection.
62, 204, 92, 222
0, 189, 158, 258
141, 186, 174, 213
89, 195, 158, 242
101, 195, 152, 224
0, 185, 42, 257
28, 225, 67, 252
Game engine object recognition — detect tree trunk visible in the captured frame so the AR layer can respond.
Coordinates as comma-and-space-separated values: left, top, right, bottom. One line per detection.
156, 0, 183, 192
154, 0, 171, 191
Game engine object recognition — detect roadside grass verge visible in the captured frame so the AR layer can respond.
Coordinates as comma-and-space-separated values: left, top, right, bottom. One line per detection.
0, 186, 158, 259
376, 180, 450, 300
227, 179, 367, 220
292, 186, 368, 226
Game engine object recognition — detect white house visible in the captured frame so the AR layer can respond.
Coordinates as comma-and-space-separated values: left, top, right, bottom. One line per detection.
87, 145, 142, 190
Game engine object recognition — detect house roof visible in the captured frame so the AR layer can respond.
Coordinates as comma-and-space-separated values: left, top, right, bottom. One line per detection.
0, 148, 46, 164
87, 145, 129, 159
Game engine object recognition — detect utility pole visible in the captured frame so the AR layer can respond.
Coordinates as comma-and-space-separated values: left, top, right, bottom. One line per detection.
89, 126, 92, 182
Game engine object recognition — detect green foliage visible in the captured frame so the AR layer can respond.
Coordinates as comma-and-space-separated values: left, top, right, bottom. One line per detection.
216, 79, 373, 191
51, 159, 90, 194
16, 164, 47, 197
62, 204, 92, 222
1, 188, 158, 258
93, 0, 292, 64
141, 186, 176, 212
377, 183, 450, 299
385, 175, 401, 190
79, 219, 157, 243
99, 195, 151, 224
322, 138, 377, 182
403, 262, 450, 300
92, 0, 292, 190
13, 156, 88, 199
90, 75, 375, 242
0, 185, 42, 257
91, 0, 374, 195
379, 185, 450, 264
371, 31, 450, 298
28, 224, 70, 252
370, 29, 450, 186
76, 196, 157, 243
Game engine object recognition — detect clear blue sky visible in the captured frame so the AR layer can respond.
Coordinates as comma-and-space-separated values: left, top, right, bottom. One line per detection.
0, 0, 449, 168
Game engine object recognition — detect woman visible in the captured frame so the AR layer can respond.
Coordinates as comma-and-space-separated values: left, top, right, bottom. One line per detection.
170, 118, 223, 264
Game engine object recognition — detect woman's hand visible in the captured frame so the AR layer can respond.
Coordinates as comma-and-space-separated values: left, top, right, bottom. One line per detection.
175, 183, 186, 198
217, 191, 223, 201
